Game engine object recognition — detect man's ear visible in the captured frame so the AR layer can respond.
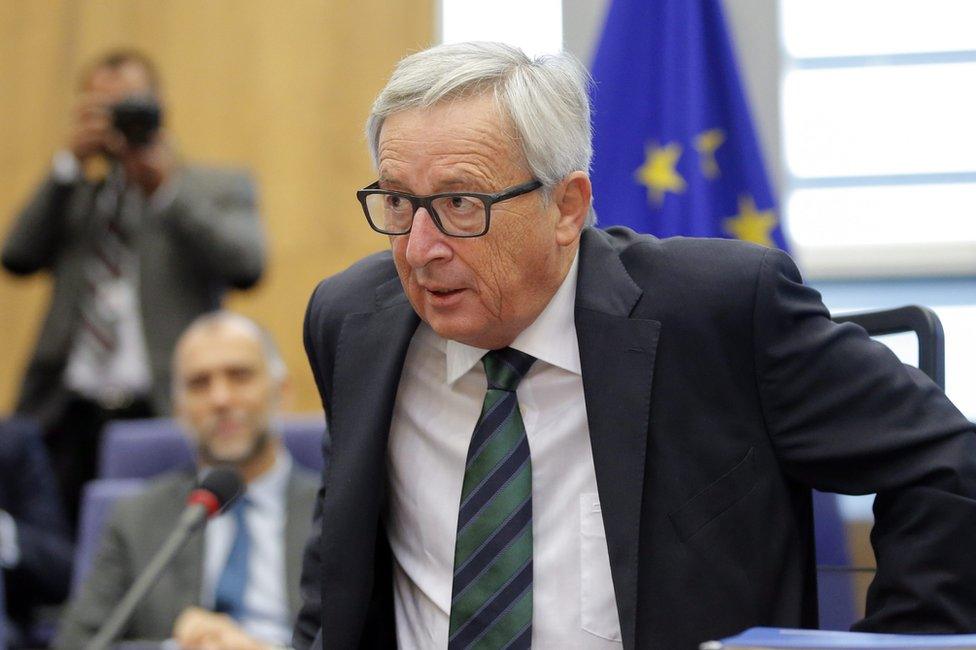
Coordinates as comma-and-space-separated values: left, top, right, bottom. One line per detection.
274, 375, 294, 412
553, 172, 592, 247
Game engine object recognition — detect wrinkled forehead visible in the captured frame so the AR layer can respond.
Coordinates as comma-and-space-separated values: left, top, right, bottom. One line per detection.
377, 95, 527, 186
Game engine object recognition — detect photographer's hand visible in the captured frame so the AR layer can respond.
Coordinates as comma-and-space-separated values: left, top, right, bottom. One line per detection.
121, 130, 178, 198
68, 91, 124, 162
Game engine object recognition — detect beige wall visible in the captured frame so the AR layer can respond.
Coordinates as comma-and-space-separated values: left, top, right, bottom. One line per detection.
0, 0, 433, 413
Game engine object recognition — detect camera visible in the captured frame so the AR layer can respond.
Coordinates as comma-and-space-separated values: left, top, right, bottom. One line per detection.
111, 94, 163, 147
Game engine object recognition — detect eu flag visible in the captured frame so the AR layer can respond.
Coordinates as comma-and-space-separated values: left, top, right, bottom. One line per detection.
589, 0, 787, 250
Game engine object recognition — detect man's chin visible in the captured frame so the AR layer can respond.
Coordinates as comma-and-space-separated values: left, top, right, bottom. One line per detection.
199, 430, 270, 468
205, 448, 254, 466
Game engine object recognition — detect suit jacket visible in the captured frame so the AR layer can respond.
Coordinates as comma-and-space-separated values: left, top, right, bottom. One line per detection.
0, 418, 73, 641
54, 464, 318, 648
295, 227, 976, 650
2, 165, 266, 425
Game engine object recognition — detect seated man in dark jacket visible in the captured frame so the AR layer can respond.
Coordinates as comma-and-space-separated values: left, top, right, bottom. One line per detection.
0, 417, 73, 648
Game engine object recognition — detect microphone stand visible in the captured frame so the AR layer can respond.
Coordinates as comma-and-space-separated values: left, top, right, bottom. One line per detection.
85, 505, 206, 650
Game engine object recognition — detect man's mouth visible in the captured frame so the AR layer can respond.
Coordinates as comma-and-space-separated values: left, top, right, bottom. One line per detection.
423, 285, 467, 306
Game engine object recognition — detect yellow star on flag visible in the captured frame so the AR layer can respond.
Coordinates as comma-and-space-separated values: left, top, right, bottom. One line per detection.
694, 128, 726, 179
723, 194, 778, 247
634, 141, 686, 205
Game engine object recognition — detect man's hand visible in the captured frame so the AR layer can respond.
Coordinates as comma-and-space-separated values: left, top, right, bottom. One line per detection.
172, 606, 273, 650
120, 131, 177, 197
68, 91, 124, 162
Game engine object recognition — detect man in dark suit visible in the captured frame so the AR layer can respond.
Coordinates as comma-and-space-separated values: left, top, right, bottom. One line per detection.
1, 49, 266, 529
0, 418, 73, 648
294, 42, 976, 650
56, 312, 317, 650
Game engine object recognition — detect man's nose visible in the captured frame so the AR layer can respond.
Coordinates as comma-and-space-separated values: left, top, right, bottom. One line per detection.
404, 207, 452, 268
207, 376, 233, 408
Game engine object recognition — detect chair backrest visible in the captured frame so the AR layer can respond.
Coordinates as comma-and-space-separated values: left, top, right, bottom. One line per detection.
833, 305, 945, 389
98, 415, 329, 479
72, 479, 148, 594
814, 305, 945, 630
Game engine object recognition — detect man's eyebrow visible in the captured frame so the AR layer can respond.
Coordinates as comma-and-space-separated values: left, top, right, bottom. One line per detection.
437, 178, 482, 192
377, 172, 489, 194
377, 175, 409, 191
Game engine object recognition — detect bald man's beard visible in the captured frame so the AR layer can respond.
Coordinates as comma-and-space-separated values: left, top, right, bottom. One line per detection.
196, 424, 272, 468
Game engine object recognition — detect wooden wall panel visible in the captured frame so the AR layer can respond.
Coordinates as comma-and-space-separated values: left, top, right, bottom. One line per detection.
0, 0, 433, 413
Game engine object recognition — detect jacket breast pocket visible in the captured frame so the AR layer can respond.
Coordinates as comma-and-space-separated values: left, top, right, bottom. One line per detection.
668, 447, 758, 542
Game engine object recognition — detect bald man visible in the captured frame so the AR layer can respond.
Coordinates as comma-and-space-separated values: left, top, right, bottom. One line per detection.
56, 312, 317, 650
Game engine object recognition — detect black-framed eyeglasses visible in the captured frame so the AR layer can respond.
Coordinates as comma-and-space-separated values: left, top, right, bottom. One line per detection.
356, 179, 543, 238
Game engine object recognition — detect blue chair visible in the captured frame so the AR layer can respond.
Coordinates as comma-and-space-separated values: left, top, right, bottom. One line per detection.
812, 490, 857, 630
99, 415, 329, 478
72, 479, 148, 594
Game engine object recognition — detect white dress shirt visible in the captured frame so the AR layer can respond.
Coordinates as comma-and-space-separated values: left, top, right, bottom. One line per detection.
57, 154, 178, 407
62, 166, 152, 405
387, 254, 623, 648
201, 449, 293, 645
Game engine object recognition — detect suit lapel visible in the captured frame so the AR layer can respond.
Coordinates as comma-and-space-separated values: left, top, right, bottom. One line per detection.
323, 276, 419, 646
575, 229, 660, 650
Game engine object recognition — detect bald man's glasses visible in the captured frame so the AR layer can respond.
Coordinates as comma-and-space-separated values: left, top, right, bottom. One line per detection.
357, 179, 543, 238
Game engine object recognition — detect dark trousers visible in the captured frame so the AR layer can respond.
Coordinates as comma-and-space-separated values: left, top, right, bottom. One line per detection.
43, 395, 154, 535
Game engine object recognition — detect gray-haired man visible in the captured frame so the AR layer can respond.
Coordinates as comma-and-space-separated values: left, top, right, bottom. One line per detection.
295, 42, 976, 649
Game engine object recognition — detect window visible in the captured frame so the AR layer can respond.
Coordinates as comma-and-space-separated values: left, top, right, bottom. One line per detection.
780, 0, 976, 421
780, 0, 976, 278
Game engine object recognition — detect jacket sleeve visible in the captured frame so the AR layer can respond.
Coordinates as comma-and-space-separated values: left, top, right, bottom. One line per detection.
159, 168, 266, 289
753, 247, 976, 632
2, 175, 76, 275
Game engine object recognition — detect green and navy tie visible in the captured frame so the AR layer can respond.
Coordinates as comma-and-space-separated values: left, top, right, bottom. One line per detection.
449, 348, 536, 650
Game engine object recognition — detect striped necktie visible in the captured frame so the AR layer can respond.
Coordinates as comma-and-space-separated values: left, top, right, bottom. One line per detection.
449, 347, 536, 650
78, 180, 131, 361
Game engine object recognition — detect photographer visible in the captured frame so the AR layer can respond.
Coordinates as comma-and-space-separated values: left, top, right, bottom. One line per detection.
1, 49, 266, 531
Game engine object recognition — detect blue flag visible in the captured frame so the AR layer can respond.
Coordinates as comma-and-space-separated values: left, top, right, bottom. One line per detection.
589, 0, 787, 250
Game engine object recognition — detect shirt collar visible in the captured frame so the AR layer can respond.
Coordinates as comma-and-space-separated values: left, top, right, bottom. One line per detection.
240, 445, 292, 514
444, 251, 581, 384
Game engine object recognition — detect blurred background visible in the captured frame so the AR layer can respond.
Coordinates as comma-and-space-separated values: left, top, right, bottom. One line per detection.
0, 0, 434, 415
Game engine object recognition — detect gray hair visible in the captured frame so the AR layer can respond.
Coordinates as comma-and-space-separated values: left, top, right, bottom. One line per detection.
172, 310, 287, 397
366, 41, 595, 225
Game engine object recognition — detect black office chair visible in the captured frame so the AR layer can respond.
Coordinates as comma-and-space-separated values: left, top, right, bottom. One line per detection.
815, 305, 945, 630
833, 305, 945, 390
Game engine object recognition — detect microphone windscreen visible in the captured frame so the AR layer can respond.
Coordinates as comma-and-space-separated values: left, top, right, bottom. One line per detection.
188, 466, 244, 516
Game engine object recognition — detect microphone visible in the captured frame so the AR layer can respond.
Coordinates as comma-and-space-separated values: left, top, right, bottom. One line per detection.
86, 467, 244, 650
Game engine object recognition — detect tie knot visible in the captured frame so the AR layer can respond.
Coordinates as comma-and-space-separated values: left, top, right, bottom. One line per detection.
482, 348, 536, 392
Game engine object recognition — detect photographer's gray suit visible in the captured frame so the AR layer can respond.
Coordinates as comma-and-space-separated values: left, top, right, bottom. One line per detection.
54, 467, 318, 647
2, 166, 266, 425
